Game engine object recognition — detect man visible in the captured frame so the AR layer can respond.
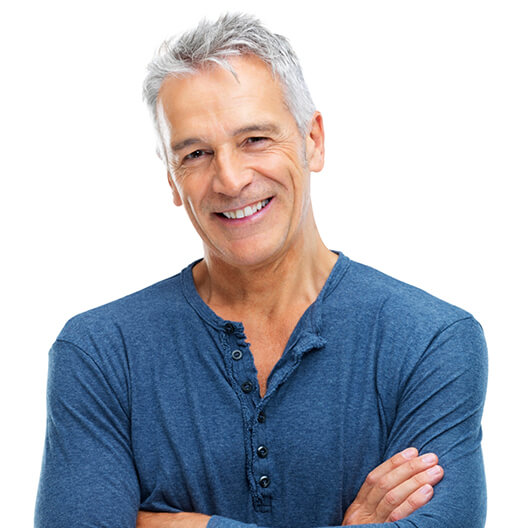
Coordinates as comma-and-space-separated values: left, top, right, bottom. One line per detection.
35, 13, 487, 528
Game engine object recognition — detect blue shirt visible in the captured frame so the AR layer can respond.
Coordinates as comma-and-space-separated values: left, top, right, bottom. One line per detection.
35, 254, 488, 527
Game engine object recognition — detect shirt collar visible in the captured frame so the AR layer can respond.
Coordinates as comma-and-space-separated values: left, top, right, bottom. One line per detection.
181, 251, 351, 341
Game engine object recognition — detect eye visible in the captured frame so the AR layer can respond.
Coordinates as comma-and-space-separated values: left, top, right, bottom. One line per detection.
185, 149, 206, 160
245, 136, 268, 145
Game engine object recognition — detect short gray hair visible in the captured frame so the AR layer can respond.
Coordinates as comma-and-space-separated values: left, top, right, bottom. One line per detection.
143, 13, 316, 140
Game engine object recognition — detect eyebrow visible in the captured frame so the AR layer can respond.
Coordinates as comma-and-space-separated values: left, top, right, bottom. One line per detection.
170, 123, 282, 152
232, 123, 281, 136
171, 138, 202, 152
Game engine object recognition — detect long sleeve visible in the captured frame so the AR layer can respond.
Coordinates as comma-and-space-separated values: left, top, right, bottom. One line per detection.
34, 259, 488, 528
35, 339, 141, 527
379, 316, 488, 527
204, 317, 488, 528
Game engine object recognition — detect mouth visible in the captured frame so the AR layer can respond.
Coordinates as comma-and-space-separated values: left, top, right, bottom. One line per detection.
218, 198, 272, 220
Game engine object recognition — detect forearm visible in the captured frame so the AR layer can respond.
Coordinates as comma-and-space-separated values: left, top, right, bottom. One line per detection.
137, 512, 211, 528
209, 515, 402, 528
137, 512, 408, 528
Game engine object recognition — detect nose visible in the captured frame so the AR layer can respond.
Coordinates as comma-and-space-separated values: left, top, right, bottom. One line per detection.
211, 148, 253, 197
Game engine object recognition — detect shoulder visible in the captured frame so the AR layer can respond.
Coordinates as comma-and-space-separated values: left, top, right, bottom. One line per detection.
334, 257, 487, 407
327, 256, 487, 369
337, 257, 477, 336
55, 268, 189, 359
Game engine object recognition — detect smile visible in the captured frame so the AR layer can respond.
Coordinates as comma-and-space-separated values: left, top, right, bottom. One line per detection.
220, 198, 271, 219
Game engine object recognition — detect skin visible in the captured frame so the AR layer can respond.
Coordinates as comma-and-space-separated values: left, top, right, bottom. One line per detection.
137, 55, 444, 527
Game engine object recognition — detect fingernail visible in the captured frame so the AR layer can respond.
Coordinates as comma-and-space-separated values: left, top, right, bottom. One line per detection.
427, 465, 442, 476
420, 484, 433, 495
402, 447, 417, 459
422, 453, 437, 464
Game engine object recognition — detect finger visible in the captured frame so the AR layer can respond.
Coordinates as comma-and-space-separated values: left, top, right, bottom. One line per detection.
375, 463, 444, 520
364, 453, 440, 510
388, 484, 434, 522
354, 447, 419, 502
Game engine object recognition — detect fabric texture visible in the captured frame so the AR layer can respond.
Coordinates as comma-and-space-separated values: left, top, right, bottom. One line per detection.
35, 253, 488, 527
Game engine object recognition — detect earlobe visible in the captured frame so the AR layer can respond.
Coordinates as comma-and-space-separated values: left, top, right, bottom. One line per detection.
167, 171, 183, 207
306, 112, 325, 173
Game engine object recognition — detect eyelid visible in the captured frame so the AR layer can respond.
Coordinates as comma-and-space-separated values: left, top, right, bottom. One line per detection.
183, 149, 210, 162
244, 136, 269, 145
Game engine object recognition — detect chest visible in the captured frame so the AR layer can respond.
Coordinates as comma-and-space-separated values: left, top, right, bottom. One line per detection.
244, 324, 291, 397
129, 314, 391, 523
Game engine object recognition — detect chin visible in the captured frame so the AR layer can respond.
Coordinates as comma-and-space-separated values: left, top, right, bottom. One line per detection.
214, 239, 288, 269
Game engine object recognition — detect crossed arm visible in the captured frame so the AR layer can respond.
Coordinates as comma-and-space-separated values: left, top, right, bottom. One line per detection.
137, 448, 445, 527
136, 318, 488, 528
35, 318, 487, 527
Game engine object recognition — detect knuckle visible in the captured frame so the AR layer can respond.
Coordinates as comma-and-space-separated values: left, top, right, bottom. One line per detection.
377, 475, 391, 492
384, 490, 399, 507
391, 453, 405, 468
389, 508, 404, 522
365, 472, 378, 486
407, 459, 418, 473
413, 472, 427, 486
408, 492, 424, 509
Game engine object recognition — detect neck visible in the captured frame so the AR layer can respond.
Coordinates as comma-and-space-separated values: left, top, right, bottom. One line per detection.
192, 214, 338, 320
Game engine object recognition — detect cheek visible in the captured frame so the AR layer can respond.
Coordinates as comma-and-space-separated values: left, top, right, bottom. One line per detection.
174, 168, 207, 202
248, 148, 304, 186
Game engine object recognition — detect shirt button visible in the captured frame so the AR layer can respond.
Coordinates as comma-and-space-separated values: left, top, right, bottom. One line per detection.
257, 445, 268, 458
241, 381, 254, 393
259, 475, 271, 488
257, 411, 266, 423
231, 349, 243, 361
224, 323, 235, 334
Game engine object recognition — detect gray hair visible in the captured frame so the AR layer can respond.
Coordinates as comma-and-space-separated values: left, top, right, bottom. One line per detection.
143, 13, 316, 143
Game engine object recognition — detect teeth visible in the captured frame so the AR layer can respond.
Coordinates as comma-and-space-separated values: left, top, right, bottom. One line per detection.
222, 199, 269, 219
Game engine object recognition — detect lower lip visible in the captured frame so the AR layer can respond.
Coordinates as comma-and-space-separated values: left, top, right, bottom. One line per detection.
216, 198, 273, 225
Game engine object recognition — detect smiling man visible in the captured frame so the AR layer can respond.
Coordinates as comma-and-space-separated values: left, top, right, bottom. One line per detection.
35, 13, 487, 528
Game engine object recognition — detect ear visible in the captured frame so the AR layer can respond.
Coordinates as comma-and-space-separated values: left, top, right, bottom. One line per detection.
167, 171, 183, 207
305, 111, 325, 173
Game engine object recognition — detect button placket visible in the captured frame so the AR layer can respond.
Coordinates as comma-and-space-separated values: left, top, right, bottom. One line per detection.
242, 380, 255, 393
224, 322, 235, 334
221, 322, 272, 511
231, 349, 243, 361
252, 404, 272, 500
257, 445, 268, 458
259, 475, 271, 488
223, 323, 258, 404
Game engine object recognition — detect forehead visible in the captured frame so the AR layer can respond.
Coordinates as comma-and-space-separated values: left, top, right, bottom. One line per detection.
157, 55, 294, 138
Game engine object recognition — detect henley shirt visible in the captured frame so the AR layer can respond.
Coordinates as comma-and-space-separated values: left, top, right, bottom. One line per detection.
35, 253, 488, 528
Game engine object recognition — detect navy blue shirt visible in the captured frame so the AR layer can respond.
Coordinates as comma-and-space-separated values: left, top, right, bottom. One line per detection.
35, 254, 488, 527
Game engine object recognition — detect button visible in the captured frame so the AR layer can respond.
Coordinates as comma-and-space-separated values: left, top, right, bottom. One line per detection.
231, 349, 243, 361
224, 323, 235, 334
241, 381, 254, 393
257, 411, 266, 423
257, 445, 268, 458
259, 475, 270, 488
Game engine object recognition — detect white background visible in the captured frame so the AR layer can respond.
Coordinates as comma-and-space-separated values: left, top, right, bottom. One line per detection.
1, 1, 521, 526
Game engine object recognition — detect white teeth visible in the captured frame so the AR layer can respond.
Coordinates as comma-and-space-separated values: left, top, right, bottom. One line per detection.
222, 199, 270, 220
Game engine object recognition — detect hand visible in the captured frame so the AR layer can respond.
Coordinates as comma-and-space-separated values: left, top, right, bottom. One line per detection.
136, 511, 210, 528
342, 447, 444, 525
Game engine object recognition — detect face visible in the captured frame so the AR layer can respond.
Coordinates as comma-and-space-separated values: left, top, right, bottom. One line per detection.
157, 55, 325, 269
